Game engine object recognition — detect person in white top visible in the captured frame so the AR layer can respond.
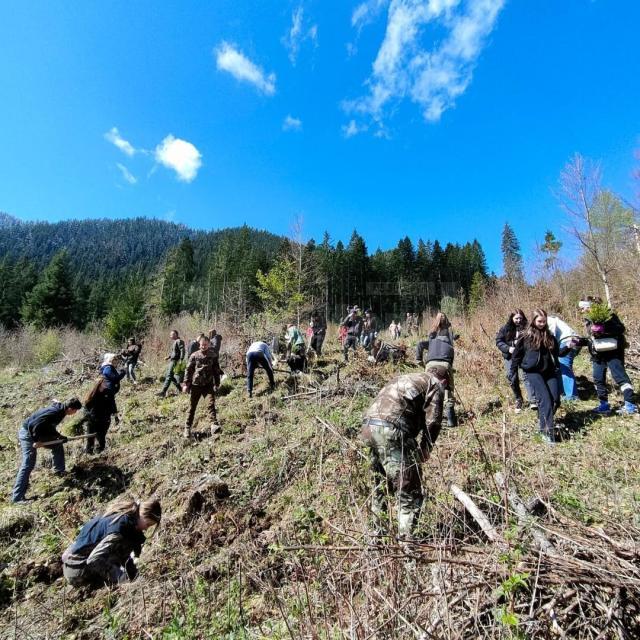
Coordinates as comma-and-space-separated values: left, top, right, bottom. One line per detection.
547, 315, 581, 401
246, 341, 275, 398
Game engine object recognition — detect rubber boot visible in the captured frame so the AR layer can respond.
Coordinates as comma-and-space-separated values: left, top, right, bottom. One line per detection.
446, 407, 458, 427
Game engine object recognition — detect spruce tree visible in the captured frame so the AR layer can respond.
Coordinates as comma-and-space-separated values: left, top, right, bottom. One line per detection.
501, 223, 524, 282
22, 250, 77, 327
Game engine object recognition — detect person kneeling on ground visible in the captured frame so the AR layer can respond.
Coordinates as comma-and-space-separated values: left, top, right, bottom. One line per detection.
62, 497, 161, 588
12, 397, 82, 503
182, 335, 221, 439
579, 298, 637, 415
246, 341, 276, 398
285, 323, 307, 373
361, 368, 447, 540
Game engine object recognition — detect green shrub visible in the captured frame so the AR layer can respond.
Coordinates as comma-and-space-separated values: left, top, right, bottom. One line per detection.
585, 301, 613, 324
33, 329, 62, 365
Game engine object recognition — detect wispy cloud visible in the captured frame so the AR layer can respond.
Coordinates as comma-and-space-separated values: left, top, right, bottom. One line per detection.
283, 115, 303, 132
342, 119, 369, 138
215, 42, 276, 95
282, 5, 318, 65
352, 0, 389, 29
104, 127, 136, 156
116, 163, 137, 185
346, 0, 505, 128
154, 135, 202, 183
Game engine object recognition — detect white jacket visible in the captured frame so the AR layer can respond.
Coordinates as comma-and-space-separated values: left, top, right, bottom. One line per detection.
547, 316, 579, 346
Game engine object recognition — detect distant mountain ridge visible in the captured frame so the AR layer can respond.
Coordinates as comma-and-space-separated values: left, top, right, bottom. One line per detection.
0, 215, 284, 280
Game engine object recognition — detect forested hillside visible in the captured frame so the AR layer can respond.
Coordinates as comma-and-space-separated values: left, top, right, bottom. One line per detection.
0, 214, 489, 335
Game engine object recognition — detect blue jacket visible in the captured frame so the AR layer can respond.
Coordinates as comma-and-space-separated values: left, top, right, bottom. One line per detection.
100, 364, 126, 393
23, 402, 66, 441
68, 513, 145, 559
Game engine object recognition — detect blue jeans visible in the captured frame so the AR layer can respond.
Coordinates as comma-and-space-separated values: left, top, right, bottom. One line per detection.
12, 427, 65, 502
246, 352, 275, 395
558, 349, 579, 400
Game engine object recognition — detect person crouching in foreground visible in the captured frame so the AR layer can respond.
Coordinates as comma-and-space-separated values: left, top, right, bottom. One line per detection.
12, 397, 82, 503
62, 497, 161, 588
361, 368, 447, 540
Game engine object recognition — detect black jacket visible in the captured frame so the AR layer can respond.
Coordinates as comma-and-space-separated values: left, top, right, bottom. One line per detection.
511, 336, 560, 378
426, 329, 455, 364
23, 402, 66, 441
84, 384, 117, 423
341, 314, 363, 337
584, 313, 626, 361
496, 324, 526, 360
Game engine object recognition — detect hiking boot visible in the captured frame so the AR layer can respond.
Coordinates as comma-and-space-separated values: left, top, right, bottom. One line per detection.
183, 425, 191, 439
210, 423, 222, 436
593, 400, 611, 415
155, 391, 166, 398
616, 401, 637, 416
514, 398, 523, 414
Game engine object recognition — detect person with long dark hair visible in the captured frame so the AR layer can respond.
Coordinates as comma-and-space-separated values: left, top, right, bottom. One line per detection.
510, 309, 562, 444
496, 309, 537, 413
80, 377, 118, 454
62, 496, 161, 588
416, 312, 458, 427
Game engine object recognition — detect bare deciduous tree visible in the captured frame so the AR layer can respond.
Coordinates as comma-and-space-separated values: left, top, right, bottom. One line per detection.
558, 154, 632, 306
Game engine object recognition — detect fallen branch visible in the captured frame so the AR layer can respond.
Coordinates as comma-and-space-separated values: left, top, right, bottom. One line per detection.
451, 484, 506, 547
495, 471, 557, 555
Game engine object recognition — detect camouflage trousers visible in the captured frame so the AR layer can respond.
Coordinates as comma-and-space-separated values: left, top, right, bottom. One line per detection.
62, 533, 134, 587
363, 421, 424, 538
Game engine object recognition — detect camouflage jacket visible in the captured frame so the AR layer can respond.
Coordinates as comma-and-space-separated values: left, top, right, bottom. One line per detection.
364, 373, 444, 444
185, 349, 218, 387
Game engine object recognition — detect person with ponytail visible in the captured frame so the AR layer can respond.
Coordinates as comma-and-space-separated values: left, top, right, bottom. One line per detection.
79, 376, 118, 454
62, 496, 161, 588
510, 309, 563, 444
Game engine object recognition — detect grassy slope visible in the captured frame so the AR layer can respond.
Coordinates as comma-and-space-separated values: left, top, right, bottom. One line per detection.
0, 332, 639, 639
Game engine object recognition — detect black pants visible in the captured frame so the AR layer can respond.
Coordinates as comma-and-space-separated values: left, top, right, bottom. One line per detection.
246, 352, 275, 395
592, 357, 634, 403
526, 371, 560, 439
344, 335, 359, 361
85, 417, 111, 454
310, 333, 324, 356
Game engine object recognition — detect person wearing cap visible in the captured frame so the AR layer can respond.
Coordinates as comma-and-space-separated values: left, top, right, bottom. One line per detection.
62, 496, 161, 588
11, 397, 82, 503
361, 369, 447, 539
579, 298, 637, 415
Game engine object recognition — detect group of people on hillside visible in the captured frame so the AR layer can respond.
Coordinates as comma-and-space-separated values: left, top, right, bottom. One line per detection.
496, 298, 636, 444
8, 296, 637, 586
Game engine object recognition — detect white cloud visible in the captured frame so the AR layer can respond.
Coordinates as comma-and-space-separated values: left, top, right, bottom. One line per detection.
116, 163, 137, 185
342, 119, 369, 138
282, 6, 318, 64
215, 42, 276, 95
154, 135, 202, 183
352, 0, 389, 29
346, 0, 504, 126
104, 127, 136, 156
283, 115, 303, 131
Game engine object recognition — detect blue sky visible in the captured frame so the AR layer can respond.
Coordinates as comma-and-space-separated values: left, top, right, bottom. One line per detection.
1, 0, 639, 273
